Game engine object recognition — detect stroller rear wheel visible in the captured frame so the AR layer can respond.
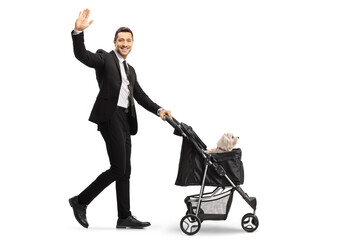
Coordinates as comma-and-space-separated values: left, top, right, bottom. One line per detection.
180, 214, 201, 235
241, 213, 259, 232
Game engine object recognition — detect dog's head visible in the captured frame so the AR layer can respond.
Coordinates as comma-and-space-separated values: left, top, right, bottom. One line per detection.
216, 133, 239, 151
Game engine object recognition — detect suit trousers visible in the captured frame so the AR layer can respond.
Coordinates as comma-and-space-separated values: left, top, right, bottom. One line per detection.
78, 107, 132, 219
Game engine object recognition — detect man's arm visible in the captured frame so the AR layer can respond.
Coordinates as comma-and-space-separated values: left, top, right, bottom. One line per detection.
132, 70, 172, 120
133, 74, 161, 115
72, 9, 104, 69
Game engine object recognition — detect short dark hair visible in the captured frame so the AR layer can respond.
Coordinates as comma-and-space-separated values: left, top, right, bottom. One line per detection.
114, 27, 134, 41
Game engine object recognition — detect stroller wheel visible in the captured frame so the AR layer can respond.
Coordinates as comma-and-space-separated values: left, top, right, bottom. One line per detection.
186, 207, 204, 223
241, 213, 259, 232
180, 214, 201, 235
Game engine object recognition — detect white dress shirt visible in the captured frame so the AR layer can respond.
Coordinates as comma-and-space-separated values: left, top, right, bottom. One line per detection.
113, 50, 130, 108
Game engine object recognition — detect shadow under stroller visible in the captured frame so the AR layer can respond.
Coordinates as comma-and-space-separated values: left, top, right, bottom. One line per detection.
164, 116, 259, 235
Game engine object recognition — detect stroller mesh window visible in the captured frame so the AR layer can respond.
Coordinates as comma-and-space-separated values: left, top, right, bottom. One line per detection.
186, 189, 234, 221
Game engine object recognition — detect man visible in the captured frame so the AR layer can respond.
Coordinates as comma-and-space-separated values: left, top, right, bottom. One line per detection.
69, 9, 172, 229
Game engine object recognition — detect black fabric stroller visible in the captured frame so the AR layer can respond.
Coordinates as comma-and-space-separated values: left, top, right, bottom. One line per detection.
164, 116, 259, 235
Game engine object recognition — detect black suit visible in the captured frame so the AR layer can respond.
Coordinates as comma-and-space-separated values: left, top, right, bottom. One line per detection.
71, 31, 161, 219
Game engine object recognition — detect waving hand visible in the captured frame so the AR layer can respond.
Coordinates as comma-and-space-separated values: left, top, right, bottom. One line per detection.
75, 9, 94, 31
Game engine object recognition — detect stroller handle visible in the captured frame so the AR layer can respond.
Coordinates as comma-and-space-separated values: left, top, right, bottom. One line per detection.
164, 114, 179, 128
164, 115, 183, 135
164, 115, 208, 154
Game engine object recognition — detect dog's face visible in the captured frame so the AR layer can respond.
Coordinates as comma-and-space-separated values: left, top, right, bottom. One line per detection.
216, 133, 239, 151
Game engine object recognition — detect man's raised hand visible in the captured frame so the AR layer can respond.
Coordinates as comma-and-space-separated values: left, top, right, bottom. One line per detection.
75, 9, 94, 31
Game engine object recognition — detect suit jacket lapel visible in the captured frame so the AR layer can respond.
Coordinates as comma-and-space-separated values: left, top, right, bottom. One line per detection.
111, 51, 122, 80
127, 64, 135, 86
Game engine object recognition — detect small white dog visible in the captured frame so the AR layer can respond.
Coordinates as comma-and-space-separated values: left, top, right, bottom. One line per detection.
206, 133, 239, 153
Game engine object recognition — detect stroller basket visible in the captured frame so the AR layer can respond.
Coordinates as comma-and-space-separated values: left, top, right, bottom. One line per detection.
185, 188, 234, 221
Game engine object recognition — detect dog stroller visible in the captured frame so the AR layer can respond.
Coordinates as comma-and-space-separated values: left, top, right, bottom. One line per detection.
164, 116, 259, 235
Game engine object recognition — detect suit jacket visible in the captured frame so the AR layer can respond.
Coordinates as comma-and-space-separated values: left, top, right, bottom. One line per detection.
71, 31, 161, 135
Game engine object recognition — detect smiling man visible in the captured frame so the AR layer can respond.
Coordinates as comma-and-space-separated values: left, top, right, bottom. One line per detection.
68, 9, 172, 229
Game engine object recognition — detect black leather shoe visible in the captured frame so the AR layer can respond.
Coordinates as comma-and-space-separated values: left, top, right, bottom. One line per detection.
116, 216, 151, 229
69, 196, 89, 228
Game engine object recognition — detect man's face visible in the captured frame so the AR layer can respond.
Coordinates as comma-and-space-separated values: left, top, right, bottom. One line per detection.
114, 32, 133, 59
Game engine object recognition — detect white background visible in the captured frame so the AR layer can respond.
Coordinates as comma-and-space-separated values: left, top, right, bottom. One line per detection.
1, 0, 359, 239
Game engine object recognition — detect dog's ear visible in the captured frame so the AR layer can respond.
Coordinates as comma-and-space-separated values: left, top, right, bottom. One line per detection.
217, 133, 230, 151
216, 134, 225, 148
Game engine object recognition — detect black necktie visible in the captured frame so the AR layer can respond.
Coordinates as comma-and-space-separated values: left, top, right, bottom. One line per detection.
123, 60, 130, 79
123, 60, 135, 117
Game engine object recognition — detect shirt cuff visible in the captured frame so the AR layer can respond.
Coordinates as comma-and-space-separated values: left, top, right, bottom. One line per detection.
157, 108, 164, 116
72, 29, 83, 35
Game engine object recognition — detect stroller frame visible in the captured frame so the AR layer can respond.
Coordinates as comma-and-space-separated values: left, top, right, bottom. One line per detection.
165, 116, 259, 235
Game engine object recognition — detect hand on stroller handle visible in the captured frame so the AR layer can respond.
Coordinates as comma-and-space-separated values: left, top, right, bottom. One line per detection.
164, 114, 180, 128
159, 109, 172, 121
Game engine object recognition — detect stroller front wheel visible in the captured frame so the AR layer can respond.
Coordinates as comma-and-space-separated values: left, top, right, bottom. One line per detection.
180, 214, 201, 235
241, 213, 259, 232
